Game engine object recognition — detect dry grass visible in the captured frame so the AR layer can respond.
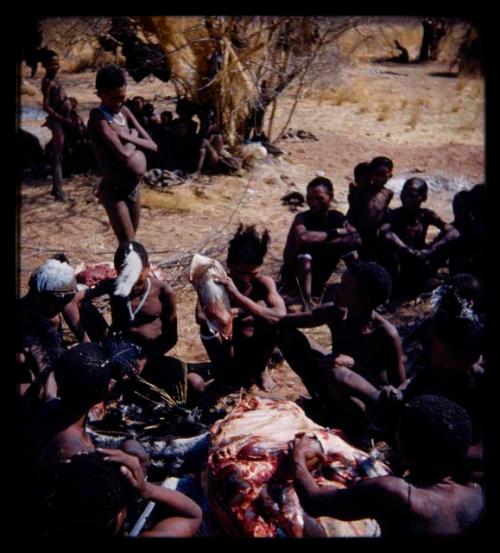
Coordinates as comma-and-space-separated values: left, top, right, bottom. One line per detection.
141, 188, 202, 213
309, 79, 368, 107
377, 102, 391, 121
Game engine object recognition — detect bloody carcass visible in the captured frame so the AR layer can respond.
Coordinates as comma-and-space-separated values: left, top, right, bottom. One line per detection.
75, 263, 117, 287
203, 396, 390, 537
189, 254, 233, 340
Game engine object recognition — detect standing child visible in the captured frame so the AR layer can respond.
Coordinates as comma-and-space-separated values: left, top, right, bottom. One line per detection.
346, 156, 395, 261
280, 177, 361, 310
88, 65, 157, 244
41, 50, 73, 201
379, 177, 459, 299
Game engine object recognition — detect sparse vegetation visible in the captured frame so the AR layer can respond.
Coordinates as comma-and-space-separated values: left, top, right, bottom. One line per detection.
377, 102, 390, 121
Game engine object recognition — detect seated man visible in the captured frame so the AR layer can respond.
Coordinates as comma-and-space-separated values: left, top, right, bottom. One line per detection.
379, 177, 460, 299
74, 241, 205, 400
197, 224, 287, 391
280, 176, 361, 310
278, 261, 404, 441
291, 395, 484, 536
17, 257, 89, 400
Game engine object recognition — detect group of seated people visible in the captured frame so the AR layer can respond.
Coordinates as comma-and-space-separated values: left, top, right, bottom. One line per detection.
17, 160, 486, 536
22, 92, 238, 181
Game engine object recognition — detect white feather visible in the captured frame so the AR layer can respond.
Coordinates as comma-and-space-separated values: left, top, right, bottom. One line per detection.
33, 259, 76, 293
114, 248, 143, 297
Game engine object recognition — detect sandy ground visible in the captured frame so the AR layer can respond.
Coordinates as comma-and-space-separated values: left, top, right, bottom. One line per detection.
17, 18, 484, 402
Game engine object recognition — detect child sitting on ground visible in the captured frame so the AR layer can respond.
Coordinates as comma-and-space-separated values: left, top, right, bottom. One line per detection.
346, 157, 395, 261
278, 261, 405, 442
379, 177, 460, 299
280, 176, 361, 310
17, 257, 90, 400
197, 224, 287, 391
74, 241, 205, 401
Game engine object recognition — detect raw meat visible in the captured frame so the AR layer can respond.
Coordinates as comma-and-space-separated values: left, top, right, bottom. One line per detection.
203, 396, 389, 537
189, 254, 233, 339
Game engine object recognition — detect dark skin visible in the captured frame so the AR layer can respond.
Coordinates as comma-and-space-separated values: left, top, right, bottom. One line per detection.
32, 400, 149, 502
381, 181, 459, 262
41, 55, 73, 201
347, 166, 394, 237
98, 447, 202, 537
192, 111, 225, 177
78, 265, 177, 364
278, 269, 404, 432
74, 264, 205, 394
17, 290, 90, 398
374, 335, 484, 482
291, 434, 483, 536
284, 184, 361, 310
88, 85, 157, 243
197, 260, 287, 391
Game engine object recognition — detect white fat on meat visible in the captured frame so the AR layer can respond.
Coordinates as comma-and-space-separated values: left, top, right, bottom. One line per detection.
204, 396, 389, 537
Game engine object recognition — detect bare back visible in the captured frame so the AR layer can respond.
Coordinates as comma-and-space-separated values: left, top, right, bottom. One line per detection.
377, 477, 484, 536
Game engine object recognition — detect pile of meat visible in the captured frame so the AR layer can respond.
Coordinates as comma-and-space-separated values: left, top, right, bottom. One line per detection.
75, 262, 167, 288
203, 396, 390, 537
75, 263, 117, 287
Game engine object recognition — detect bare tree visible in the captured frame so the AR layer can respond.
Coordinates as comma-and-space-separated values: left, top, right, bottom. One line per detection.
137, 16, 363, 146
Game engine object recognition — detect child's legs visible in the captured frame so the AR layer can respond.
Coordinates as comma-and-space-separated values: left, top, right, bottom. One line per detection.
50, 123, 65, 198
201, 136, 223, 172
400, 254, 434, 296
141, 355, 188, 401
99, 185, 136, 243
126, 189, 141, 234
326, 365, 378, 440
235, 324, 279, 384
186, 372, 206, 406
296, 254, 313, 304
199, 328, 234, 382
277, 327, 331, 402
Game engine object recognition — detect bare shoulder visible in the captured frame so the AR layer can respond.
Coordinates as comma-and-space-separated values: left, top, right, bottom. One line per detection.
156, 278, 176, 300
381, 188, 394, 201
88, 107, 104, 124
373, 311, 400, 339
293, 211, 307, 226
257, 274, 278, 291
363, 475, 410, 504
